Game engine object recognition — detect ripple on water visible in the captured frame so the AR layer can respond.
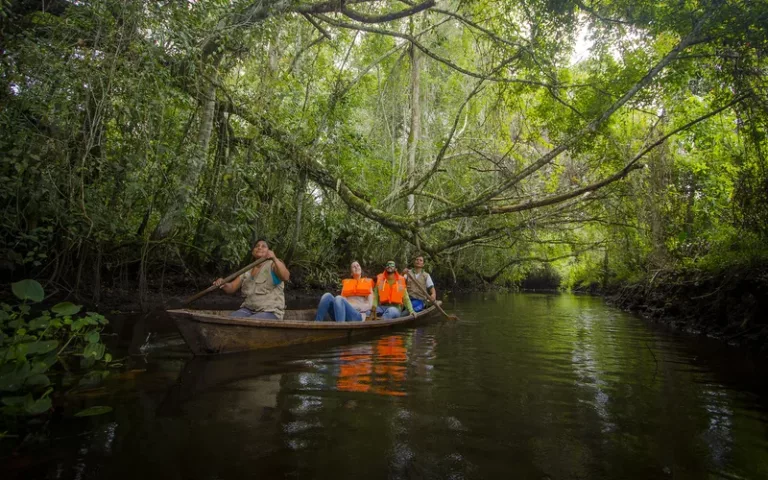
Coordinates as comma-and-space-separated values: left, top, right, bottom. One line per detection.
23, 293, 768, 480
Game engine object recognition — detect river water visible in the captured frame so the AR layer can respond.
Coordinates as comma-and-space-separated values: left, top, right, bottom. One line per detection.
7, 293, 768, 479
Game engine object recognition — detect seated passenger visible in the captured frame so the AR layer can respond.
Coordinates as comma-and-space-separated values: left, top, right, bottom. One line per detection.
372, 260, 416, 319
403, 255, 437, 312
212, 239, 290, 320
314, 261, 373, 322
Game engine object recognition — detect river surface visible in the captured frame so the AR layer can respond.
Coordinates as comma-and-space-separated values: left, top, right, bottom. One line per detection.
6, 293, 768, 479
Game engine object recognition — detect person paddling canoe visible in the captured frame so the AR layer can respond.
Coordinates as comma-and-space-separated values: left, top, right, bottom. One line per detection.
402, 254, 437, 313
212, 239, 290, 320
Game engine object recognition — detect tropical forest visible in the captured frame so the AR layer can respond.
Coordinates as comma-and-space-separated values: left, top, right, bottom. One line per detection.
1, 0, 768, 477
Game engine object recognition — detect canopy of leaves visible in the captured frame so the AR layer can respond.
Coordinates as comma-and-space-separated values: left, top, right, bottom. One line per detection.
1, 0, 766, 292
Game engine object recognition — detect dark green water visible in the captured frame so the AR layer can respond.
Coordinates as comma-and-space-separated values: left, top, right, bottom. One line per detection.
7, 293, 768, 479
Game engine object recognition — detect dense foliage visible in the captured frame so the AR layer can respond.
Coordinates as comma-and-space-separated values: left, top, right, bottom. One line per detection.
1, 279, 112, 432
1, 0, 766, 299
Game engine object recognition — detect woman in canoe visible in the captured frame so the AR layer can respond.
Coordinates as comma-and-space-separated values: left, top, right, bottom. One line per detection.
314, 261, 374, 322
212, 240, 290, 320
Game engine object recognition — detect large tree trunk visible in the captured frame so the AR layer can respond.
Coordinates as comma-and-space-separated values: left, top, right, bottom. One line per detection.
406, 43, 421, 216
285, 169, 307, 264
152, 59, 220, 240
193, 108, 229, 249
648, 141, 671, 268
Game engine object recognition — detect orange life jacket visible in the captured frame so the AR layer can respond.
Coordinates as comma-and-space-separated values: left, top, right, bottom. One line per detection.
341, 278, 374, 297
376, 272, 406, 305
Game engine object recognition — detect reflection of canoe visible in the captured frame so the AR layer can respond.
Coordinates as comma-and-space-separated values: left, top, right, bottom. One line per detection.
157, 350, 306, 415
167, 304, 441, 355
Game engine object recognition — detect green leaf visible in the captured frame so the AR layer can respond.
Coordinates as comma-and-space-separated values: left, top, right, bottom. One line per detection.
28, 315, 51, 330
0, 363, 30, 392
104, 353, 112, 363
77, 370, 108, 388
23, 396, 51, 415
83, 343, 105, 361
1, 395, 29, 407
11, 280, 44, 303
87, 312, 108, 325
74, 406, 113, 417
24, 374, 50, 388
8, 319, 23, 329
29, 354, 57, 375
52, 302, 81, 316
22, 340, 59, 355
86, 331, 101, 344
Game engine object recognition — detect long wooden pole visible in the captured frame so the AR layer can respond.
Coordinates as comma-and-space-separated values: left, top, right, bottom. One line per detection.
183, 257, 270, 306
405, 271, 458, 321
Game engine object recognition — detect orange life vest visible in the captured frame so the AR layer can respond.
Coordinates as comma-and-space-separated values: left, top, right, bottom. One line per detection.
376, 272, 406, 305
341, 278, 374, 297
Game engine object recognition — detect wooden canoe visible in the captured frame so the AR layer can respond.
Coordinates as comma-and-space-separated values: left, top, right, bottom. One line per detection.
167, 304, 441, 355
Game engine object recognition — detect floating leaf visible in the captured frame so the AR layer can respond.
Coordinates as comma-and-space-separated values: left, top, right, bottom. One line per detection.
22, 340, 59, 355
77, 370, 109, 388
86, 331, 101, 344
52, 302, 81, 316
1, 395, 29, 407
28, 315, 51, 330
29, 354, 57, 375
0, 364, 31, 392
74, 406, 113, 417
24, 374, 50, 388
71, 319, 86, 331
23, 396, 51, 415
8, 319, 23, 329
11, 280, 44, 303
83, 343, 105, 361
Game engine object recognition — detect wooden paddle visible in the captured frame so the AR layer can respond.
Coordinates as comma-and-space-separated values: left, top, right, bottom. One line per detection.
405, 270, 459, 321
182, 257, 271, 306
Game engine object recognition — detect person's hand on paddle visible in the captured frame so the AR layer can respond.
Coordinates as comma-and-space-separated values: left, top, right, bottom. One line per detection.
213, 278, 227, 288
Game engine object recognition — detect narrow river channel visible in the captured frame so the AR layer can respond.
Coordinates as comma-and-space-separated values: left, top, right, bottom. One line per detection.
10, 293, 768, 479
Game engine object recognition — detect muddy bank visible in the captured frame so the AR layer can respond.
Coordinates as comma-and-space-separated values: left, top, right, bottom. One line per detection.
606, 264, 768, 352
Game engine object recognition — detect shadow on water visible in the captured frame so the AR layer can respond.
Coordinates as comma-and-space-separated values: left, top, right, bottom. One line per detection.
4, 293, 768, 480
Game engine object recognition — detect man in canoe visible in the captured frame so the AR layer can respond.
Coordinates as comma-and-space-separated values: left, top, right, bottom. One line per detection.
314, 261, 373, 322
212, 239, 290, 320
403, 255, 437, 313
372, 260, 416, 319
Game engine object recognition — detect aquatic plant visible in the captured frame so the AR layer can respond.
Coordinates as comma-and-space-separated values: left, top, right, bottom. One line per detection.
0, 280, 111, 418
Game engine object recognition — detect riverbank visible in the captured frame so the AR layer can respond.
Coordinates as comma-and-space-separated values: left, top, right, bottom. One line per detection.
605, 263, 768, 353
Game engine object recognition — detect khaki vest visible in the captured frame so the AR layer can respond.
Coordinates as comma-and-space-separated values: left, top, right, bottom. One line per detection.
406, 271, 429, 301
240, 260, 285, 319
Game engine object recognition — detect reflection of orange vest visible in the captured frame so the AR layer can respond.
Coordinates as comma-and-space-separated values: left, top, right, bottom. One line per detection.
341, 278, 374, 297
376, 273, 406, 305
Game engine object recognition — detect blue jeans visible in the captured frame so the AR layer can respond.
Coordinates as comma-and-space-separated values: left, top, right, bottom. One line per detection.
376, 305, 402, 319
230, 308, 279, 320
314, 293, 363, 322
411, 299, 425, 312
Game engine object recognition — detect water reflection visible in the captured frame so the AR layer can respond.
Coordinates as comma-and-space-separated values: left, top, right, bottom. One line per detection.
6, 294, 768, 480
